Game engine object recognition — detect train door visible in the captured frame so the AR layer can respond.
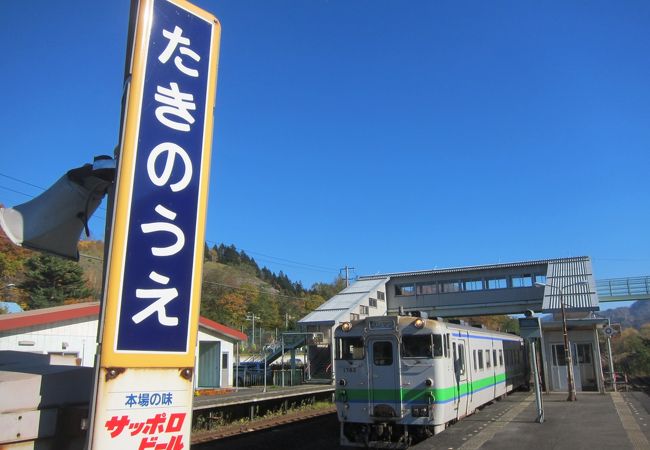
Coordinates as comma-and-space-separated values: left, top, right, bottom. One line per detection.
452, 336, 469, 418
368, 337, 401, 417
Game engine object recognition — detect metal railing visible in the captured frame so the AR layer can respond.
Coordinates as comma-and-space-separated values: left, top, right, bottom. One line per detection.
597, 276, 650, 301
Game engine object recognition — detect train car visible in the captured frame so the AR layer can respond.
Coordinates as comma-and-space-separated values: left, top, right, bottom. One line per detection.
334, 314, 526, 448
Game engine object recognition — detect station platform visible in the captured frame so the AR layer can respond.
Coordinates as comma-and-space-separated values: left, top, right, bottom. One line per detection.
414, 390, 650, 450
192, 383, 335, 411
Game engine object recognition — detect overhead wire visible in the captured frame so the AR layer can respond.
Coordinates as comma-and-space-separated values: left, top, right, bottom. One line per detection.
5, 173, 339, 279
79, 253, 316, 302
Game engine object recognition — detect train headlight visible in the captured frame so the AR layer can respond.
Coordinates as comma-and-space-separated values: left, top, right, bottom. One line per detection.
425, 378, 433, 387
341, 322, 352, 332
338, 378, 347, 386
413, 318, 425, 329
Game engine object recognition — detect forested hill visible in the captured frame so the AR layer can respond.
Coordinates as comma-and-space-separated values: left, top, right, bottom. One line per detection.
598, 301, 650, 329
0, 233, 344, 332
200, 243, 345, 331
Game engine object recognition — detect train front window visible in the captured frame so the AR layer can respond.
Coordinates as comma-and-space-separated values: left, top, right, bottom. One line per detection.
337, 337, 364, 360
402, 335, 430, 358
373, 341, 393, 366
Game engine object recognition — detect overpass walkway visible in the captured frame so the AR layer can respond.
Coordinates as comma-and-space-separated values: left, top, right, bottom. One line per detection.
597, 276, 650, 302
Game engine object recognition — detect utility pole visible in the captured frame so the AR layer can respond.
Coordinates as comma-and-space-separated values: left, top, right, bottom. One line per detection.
246, 313, 260, 349
340, 265, 356, 287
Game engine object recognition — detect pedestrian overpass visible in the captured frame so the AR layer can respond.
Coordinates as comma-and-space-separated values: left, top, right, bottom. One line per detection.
596, 276, 650, 303
361, 256, 599, 317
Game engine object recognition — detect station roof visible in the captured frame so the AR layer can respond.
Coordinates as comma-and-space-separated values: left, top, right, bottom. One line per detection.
359, 256, 588, 280
0, 302, 247, 341
298, 278, 389, 325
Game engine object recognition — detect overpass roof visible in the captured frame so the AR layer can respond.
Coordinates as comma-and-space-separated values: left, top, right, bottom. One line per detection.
360, 256, 598, 316
298, 278, 389, 325
359, 256, 587, 280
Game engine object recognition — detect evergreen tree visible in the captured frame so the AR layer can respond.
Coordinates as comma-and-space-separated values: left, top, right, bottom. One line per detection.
20, 254, 92, 309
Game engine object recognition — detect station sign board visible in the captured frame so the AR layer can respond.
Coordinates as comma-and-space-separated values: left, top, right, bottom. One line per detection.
90, 0, 220, 448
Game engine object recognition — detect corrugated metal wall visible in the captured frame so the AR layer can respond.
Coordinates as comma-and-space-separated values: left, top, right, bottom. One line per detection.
543, 257, 598, 311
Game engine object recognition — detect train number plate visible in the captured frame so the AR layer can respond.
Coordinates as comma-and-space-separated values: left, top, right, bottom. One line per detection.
369, 319, 394, 330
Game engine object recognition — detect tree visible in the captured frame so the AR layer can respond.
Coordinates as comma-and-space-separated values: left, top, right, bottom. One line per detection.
249, 288, 281, 330
615, 327, 650, 376
0, 230, 29, 281
19, 254, 92, 309
201, 289, 247, 330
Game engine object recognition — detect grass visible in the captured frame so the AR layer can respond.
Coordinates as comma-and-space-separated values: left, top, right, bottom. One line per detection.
192, 399, 334, 433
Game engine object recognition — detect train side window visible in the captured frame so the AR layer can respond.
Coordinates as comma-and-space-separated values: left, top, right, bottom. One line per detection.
373, 341, 393, 366
458, 344, 466, 375
446, 334, 450, 357
493, 350, 497, 368
473, 350, 477, 371
443, 334, 448, 357
337, 337, 364, 360
499, 350, 504, 367
478, 350, 484, 370
485, 350, 491, 368
401, 335, 434, 358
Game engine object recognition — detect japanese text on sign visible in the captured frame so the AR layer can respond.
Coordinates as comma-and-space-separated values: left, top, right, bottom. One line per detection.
115, 0, 214, 353
105, 412, 185, 449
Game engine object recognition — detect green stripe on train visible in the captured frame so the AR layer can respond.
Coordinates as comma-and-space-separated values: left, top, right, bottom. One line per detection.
336, 373, 507, 403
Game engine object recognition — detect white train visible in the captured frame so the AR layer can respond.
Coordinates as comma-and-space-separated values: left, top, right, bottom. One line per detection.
334, 314, 527, 448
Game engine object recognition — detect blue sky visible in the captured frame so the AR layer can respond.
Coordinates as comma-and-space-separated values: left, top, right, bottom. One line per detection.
1, 1, 649, 309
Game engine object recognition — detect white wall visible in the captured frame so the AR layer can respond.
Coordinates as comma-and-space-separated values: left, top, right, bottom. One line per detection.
196, 328, 235, 388
0, 318, 99, 366
1, 318, 240, 388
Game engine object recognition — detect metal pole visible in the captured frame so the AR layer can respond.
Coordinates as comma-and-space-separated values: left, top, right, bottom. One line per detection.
530, 339, 544, 423
263, 349, 267, 393
281, 336, 285, 387
235, 341, 240, 391
607, 335, 616, 392
560, 289, 577, 401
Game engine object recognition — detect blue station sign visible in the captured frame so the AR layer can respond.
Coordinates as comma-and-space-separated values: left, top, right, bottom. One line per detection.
101, 0, 220, 364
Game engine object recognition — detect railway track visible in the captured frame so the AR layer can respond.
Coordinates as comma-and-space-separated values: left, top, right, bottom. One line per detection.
191, 405, 337, 445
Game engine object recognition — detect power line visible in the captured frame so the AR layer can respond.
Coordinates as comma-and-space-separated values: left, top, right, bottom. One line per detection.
0, 173, 107, 215
79, 253, 315, 301
79, 253, 104, 262
197, 280, 311, 302
204, 238, 339, 274
4, 174, 339, 279
0, 173, 46, 191
0, 184, 35, 199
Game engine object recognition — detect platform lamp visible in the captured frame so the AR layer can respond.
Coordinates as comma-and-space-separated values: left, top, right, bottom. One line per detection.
535, 280, 589, 401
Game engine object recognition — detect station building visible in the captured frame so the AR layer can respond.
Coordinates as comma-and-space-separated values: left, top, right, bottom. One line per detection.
299, 256, 608, 392
0, 302, 246, 390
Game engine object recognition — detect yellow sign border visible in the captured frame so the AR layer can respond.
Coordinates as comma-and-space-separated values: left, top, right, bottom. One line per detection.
100, 0, 221, 368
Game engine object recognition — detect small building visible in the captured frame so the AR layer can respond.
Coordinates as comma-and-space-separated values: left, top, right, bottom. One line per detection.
0, 302, 246, 389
